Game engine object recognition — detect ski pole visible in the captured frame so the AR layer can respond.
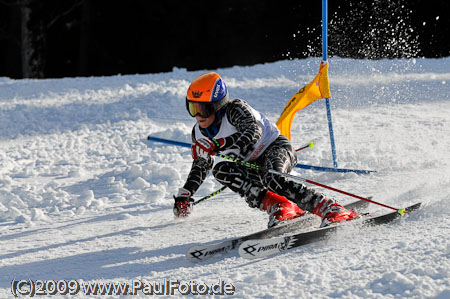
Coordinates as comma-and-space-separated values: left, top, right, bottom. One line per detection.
268, 170, 406, 215
216, 153, 261, 170
296, 141, 314, 152
215, 152, 406, 215
193, 186, 227, 206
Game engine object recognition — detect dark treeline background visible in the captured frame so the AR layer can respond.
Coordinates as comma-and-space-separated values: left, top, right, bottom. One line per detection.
0, 0, 448, 79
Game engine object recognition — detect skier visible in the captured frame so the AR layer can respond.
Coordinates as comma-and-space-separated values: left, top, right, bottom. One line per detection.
173, 72, 359, 228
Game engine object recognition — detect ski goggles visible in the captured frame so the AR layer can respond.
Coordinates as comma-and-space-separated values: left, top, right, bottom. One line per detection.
185, 95, 229, 118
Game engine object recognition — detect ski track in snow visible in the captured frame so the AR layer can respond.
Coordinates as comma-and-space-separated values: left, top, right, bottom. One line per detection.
0, 57, 449, 298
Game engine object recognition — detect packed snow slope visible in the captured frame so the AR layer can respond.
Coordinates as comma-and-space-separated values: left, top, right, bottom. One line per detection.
1, 57, 450, 298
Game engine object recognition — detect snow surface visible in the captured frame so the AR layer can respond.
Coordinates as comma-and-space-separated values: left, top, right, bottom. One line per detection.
0, 57, 449, 298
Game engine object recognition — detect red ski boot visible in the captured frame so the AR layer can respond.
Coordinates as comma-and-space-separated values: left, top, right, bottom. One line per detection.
313, 197, 360, 227
262, 190, 306, 228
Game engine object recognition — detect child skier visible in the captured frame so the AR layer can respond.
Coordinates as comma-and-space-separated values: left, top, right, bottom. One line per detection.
173, 72, 359, 228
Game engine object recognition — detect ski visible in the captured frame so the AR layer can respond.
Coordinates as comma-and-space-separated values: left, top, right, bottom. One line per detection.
185, 199, 369, 263
238, 202, 421, 260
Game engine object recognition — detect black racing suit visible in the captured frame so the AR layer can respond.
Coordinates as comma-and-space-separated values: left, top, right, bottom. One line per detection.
182, 99, 323, 213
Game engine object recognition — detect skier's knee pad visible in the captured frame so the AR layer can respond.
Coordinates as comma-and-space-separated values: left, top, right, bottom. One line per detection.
212, 162, 265, 208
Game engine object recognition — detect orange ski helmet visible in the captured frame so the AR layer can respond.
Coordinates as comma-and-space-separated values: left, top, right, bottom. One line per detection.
186, 72, 229, 118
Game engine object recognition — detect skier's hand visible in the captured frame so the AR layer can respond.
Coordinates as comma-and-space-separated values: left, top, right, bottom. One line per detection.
191, 138, 225, 160
173, 188, 194, 217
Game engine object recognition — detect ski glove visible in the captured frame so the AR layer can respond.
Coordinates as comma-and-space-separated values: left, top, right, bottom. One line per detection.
173, 187, 194, 217
191, 138, 225, 160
